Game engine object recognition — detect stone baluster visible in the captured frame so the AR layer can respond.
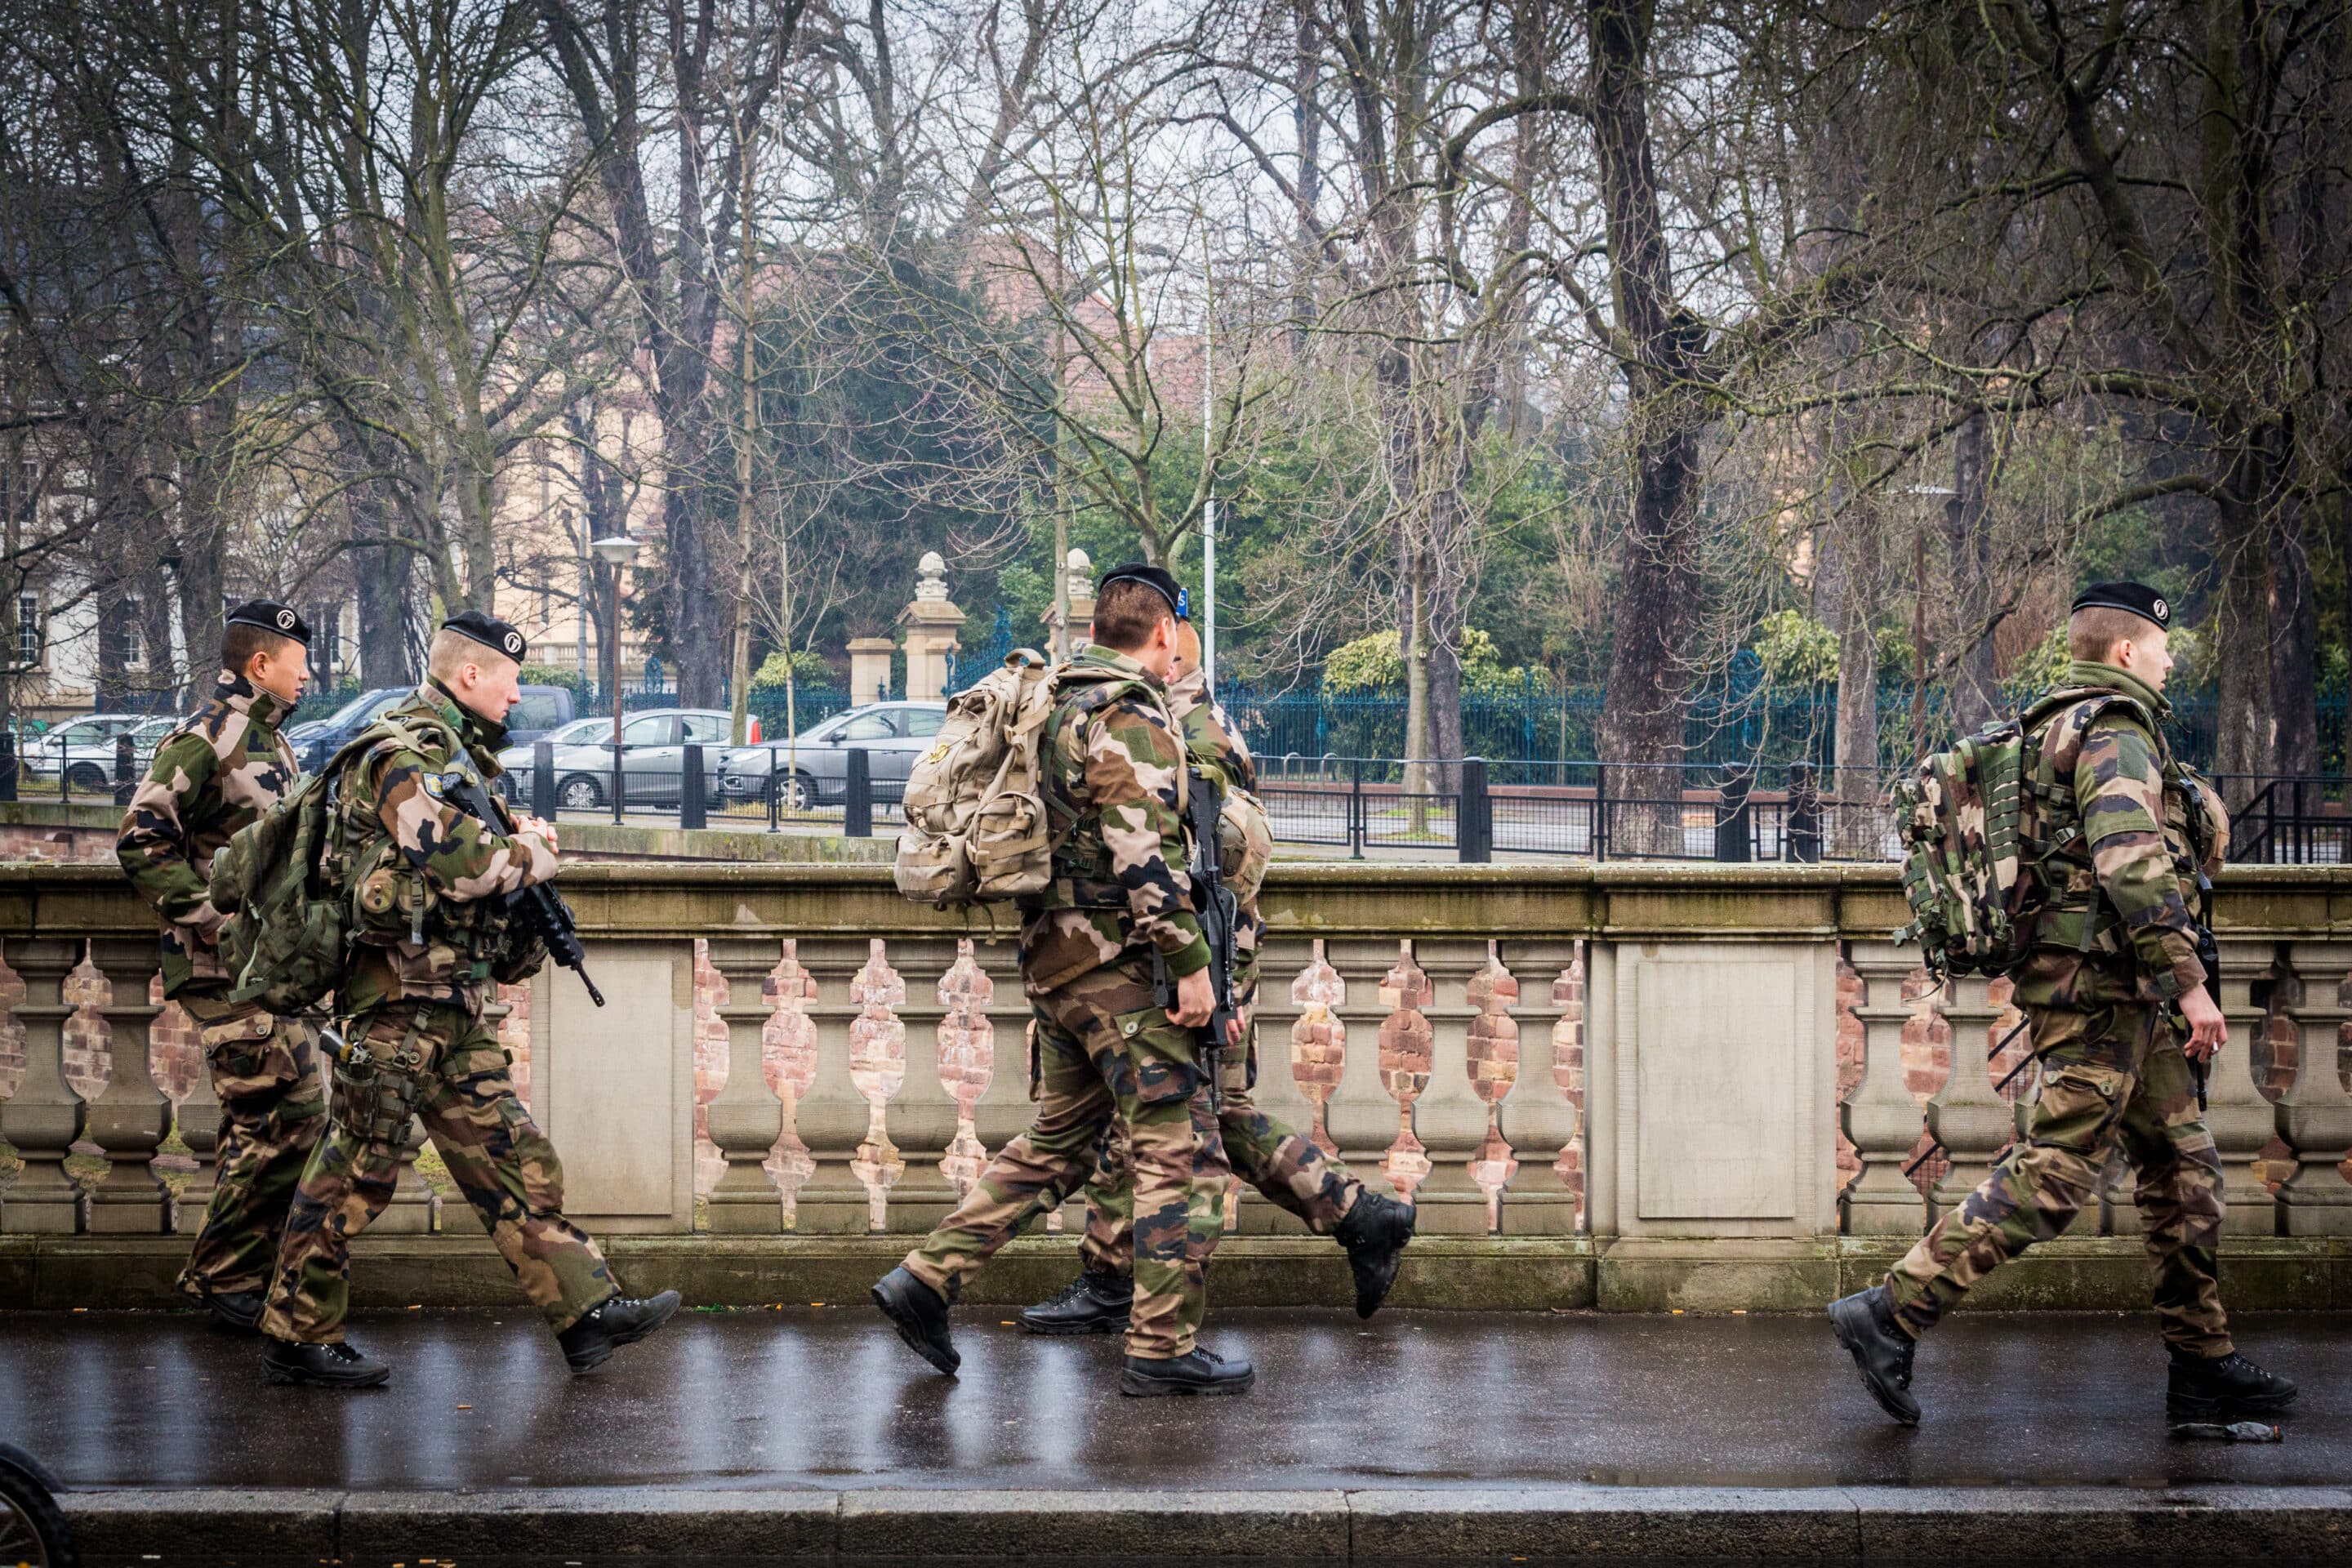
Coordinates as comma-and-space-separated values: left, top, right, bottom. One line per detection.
1842, 941, 1931, 1235
1403, 938, 1487, 1233
1226, 935, 1328, 1235
960, 938, 1063, 1227
847, 942, 908, 1232
2274, 941, 2352, 1235
1462, 945, 1522, 1234
705, 938, 786, 1232
2203, 938, 2280, 1236
1324, 938, 1405, 1200
1, 938, 87, 1232
1926, 973, 2009, 1221
1497, 940, 1580, 1235
880, 937, 962, 1232
932, 940, 998, 1203
84, 938, 170, 1232
791, 937, 884, 1232
767, 944, 821, 1224
171, 999, 222, 1232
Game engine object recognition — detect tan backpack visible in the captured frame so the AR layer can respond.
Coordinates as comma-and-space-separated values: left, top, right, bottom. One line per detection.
894, 650, 1067, 905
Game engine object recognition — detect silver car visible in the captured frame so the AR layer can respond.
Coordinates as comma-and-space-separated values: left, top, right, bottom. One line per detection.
26, 713, 156, 790
497, 708, 736, 810
716, 702, 947, 811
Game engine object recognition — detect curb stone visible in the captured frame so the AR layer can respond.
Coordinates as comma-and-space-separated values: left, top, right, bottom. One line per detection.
58, 1483, 2352, 1562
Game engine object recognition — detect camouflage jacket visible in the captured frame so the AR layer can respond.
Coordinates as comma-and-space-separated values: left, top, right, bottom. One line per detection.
2011, 660, 2210, 1010
115, 670, 301, 996
337, 683, 558, 1014
1167, 666, 1264, 1001
1018, 646, 1207, 996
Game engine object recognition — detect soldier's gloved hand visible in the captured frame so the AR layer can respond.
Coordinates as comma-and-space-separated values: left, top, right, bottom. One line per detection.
2179, 983, 2228, 1060
1172, 965, 1214, 1028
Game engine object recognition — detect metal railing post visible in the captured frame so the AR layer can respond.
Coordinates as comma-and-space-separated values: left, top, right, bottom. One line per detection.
1787, 761, 1822, 863
844, 746, 873, 837
114, 733, 136, 806
1348, 757, 1365, 859
532, 742, 555, 820
1457, 756, 1490, 863
1715, 764, 1753, 863
611, 742, 625, 824
1592, 764, 1608, 862
680, 743, 706, 831
0, 729, 17, 803
767, 764, 781, 833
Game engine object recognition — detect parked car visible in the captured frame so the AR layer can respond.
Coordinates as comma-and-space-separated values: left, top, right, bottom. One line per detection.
499, 708, 734, 810
286, 683, 577, 773
716, 702, 947, 811
24, 712, 153, 789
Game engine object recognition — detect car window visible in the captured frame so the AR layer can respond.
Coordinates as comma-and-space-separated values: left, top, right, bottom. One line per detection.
510, 693, 567, 733
836, 711, 897, 742
363, 691, 407, 724
621, 714, 674, 746
903, 709, 945, 737
546, 717, 606, 746
680, 712, 731, 743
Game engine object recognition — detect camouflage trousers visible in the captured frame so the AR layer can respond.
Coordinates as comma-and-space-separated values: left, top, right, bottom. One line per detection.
260, 1000, 616, 1344
905, 960, 1229, 1359
174, 987, 327, 1298
1886, 1000, 2231, 1355
1080, 1059, 1360, 1276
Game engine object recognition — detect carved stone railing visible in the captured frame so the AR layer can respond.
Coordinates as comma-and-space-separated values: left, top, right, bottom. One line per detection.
3, 862, 2349, 1310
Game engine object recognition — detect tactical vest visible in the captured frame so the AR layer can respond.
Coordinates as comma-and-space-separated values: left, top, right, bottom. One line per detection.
336, 707, 519, 976
2020, 686, 2212, 958
1025, 668, 1187, 911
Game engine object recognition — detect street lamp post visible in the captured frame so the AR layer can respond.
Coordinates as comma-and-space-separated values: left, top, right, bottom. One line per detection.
590, 536, 641, 804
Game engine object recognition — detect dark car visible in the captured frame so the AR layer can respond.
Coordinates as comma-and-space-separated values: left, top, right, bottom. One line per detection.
287, 684, 577, 773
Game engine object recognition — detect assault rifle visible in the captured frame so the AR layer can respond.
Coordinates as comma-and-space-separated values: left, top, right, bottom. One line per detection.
1153, 769, 1240, 1112
445, 772, 606, 1007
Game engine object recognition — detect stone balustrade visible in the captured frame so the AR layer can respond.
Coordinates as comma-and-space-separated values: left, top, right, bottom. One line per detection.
2, 862, 2349, 1311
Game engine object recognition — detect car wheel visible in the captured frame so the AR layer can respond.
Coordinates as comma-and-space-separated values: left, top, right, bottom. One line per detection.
782, 772, 816, 812
558, 773, 605, 811
66, 763, 109, 792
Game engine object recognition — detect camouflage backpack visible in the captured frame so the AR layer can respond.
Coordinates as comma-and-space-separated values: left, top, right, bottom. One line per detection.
1891, 687, 2159, 979
207, 722, 426, 1013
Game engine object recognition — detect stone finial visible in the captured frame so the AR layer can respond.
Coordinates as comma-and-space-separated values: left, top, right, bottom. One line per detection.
915, 550, 949, 603
1064, 547, 1092, 603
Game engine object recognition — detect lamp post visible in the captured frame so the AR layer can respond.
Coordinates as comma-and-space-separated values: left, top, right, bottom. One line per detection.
590, 535, 640, 771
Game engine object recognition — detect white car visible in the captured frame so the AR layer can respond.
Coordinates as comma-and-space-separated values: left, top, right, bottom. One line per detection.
26, 714, 158, 791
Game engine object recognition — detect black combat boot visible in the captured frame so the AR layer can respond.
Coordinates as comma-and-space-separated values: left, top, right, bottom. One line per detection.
1019, 1270, 1134, 1335
557, 1290, 683, 1374
262, 1338, 392, 1389
871, 1266, 960, 1375
1119, 1346, 1254, 1397
196, 1288, 265, 1334
2168, 1348, 2297, 1419
1827, 1285, 1919, 1426
1334, 1192, 1415, 1318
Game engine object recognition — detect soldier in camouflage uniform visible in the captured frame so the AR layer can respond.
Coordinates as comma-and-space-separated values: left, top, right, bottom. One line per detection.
116, 601, 323, 1333
874, 565, 1254, 1396
1831, 582, 2296, 1426
1020, 619, 1414, 1337
256, 611, 678, 1388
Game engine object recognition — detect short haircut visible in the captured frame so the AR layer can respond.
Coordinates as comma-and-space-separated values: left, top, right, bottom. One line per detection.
221, 623, 299, 678
2067, 605, 2158, 662
427, 626, 516, 683
1092, 577, 1176, 652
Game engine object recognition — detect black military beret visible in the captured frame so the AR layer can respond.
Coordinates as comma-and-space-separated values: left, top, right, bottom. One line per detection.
1097, 562, 1189, 621
2070, 581, 2172, 633
442, 608, 528, 663
225, 599, 310, 644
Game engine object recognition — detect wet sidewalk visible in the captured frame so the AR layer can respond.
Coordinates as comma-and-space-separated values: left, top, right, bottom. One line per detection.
4, 1307, 2348, 1564
3, 1306, 2345, 1490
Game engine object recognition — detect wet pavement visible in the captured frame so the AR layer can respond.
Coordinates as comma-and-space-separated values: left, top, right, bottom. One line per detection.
1, 1307, 2345, 1494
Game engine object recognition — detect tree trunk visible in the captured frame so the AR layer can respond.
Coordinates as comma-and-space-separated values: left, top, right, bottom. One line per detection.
2268, 500, 2318, 779
1820, 513, 1882, 856
354, 490, 416, 689
1943, 412, 2001, 732
2210, 468, 2274, 802
1589, 0, 1706, 854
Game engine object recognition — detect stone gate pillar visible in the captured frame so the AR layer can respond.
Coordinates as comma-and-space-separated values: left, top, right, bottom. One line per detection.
847, 638, 896, 706
899, 551, 966, 702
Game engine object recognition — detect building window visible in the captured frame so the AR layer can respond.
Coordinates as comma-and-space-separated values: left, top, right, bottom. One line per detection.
318, 609, 339, 670
16, 595, 38, 666
105, 598, 144, 670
